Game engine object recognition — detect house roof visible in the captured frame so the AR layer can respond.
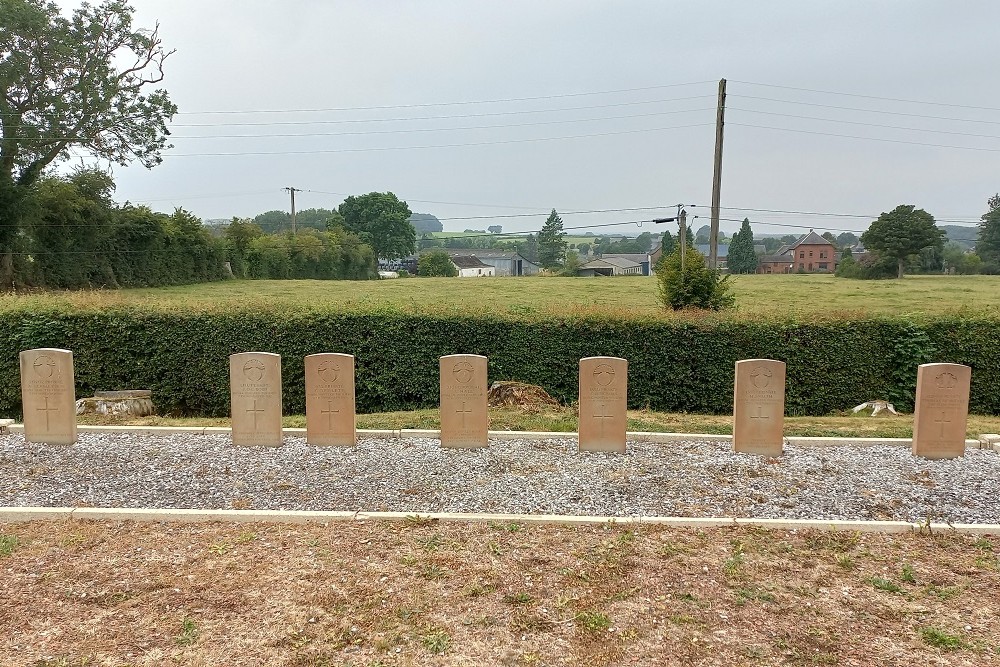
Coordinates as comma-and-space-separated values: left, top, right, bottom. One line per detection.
695, 244, 729, 257
599, 253, 650, 263
581, 257, 641, 270
451, 255, 492, 269
759, 255, 794, 264
792, 231, 834, 248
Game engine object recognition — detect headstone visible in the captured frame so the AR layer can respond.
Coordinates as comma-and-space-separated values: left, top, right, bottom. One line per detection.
578, 356, 628, 453
305, 353, 356, 446
19, 348, 76, 445
912, 363, 971, 459
733, 359, 786, 456
439, 354, 488, 449
230, 352, 283, 447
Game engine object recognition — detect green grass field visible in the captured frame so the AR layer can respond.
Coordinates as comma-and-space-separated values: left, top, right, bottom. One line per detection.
4, 274, 999, 319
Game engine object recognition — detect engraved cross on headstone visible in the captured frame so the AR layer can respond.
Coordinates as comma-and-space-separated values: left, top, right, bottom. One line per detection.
457, 401, 473, 429
37, 396, 58, 431
246, 400, 265, 430
321, 400, 339, 430
594, 403, 614, 435
750, 406, 770, 437
934, 410, 951, 439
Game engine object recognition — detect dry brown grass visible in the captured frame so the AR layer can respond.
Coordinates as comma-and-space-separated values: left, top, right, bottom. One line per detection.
1, 520, 998, 666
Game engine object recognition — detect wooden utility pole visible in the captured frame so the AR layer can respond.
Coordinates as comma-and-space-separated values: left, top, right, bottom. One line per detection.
678, 208, 687, 274
709, 78, 726, 270
284, 186, 301, 234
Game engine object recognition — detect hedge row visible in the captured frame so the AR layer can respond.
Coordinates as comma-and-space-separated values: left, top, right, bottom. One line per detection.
1, 310, 998, 418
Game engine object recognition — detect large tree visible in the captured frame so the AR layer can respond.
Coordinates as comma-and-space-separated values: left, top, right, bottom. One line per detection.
537, 209, 567, 269
860, 205, 944, 279
335, 192, 415, 261
726, 218, 758, 274
0, 0, 177, 284
976, 193, 1000, 267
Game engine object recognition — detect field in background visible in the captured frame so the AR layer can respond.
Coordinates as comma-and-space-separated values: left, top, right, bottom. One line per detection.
3, 274, 999, 318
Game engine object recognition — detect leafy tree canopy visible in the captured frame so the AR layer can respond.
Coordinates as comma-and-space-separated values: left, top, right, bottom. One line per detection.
417, 249, 457, 277
860, 205, 944, 278
976, 193, 1000, 268
0, 0, 177, 284
335, 192, 415, 261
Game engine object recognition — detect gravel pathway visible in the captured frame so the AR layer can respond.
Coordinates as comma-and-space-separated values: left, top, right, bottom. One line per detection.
2, 432, 999, 523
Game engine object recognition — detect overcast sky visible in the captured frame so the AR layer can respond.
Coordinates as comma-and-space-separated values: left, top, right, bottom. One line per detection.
91, 1, 1000, 237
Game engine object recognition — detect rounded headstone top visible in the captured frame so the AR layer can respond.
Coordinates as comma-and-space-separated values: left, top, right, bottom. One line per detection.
94, 390, 152, 400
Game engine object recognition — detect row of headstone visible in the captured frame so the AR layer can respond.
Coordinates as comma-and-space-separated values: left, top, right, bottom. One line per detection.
17, 348, 973, 459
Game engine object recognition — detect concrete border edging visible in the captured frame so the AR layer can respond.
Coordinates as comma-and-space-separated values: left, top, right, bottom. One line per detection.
1, 506, 997, 535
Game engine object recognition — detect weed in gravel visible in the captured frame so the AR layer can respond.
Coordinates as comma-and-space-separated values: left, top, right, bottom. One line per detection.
0, 534, 18, 557
421, 628, 451, 654
488, 540, 503, 556
609, 586, 640, 602
576, 611, 612, 633
927, 585, 964, 601
59, 533, 85, 548
175, 618, 199, 646
236, 531, 257, 544
919, 626, 965, 650
868, 576, 903, 594
491, 521, 523, 533
723, 541, 746, 577
503, 592, 534, 605
736, 588, 776, 604
974, 537, 993, 552
420, 564, 446, 580
416, 534, 443, 551
466, 582, 496, 597
900, 563, 917, 583
836, 554, 856, 570
404, 515, 436, 527
208, 541, 230, 556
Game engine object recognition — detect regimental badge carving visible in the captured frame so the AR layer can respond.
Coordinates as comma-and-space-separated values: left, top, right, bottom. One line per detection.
750, 365, 772, 389
935, 372, 957, 390
453, 361, 475, 384
243, 358, 266, 382
593, 363, 616, 387
33, 355, 57, 379
317, 360, 340, 384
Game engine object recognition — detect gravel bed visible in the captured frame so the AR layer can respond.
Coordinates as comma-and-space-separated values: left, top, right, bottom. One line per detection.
2, 432, 999, 523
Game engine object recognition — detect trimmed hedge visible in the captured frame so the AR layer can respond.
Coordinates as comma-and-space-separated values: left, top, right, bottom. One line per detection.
1, 309, 998, 418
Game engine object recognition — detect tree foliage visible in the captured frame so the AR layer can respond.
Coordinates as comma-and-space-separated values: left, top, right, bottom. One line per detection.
0, 0, 177, 285
860, 205, 944, 279
655, 246, 734, 311
976, 193, 1000, 269
417, 250, 457, 277
726, 218, 758, 274
335, 192, 415, 261
537, 209, 567, 269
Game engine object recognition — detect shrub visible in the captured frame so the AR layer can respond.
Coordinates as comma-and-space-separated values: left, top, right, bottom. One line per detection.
656, 246, 734, 310
418, 250, 458, 277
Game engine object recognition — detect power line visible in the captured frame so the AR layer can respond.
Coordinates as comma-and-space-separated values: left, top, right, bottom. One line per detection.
696, 205, 982, 225
729, 122, 1000, 153
731, 80, 1000, 113
730, 94, 1000, 125
176, 81, 716, 115
729, 108, 1000, 141
161, 122, 716, 157
162, 108, 716, 140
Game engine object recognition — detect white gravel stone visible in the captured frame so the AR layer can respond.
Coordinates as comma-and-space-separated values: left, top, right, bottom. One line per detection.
2, 432, 999, 523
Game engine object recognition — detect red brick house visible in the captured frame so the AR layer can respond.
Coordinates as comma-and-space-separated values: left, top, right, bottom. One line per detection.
757, 231, 838, 274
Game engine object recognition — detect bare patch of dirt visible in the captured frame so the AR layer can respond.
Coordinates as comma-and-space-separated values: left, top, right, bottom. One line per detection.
1, 520, 998, 666
488, 381, 562, 410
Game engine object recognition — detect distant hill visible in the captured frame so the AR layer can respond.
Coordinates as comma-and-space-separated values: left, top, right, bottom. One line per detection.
941, 224, 979, 250
410, 213, 443, 233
